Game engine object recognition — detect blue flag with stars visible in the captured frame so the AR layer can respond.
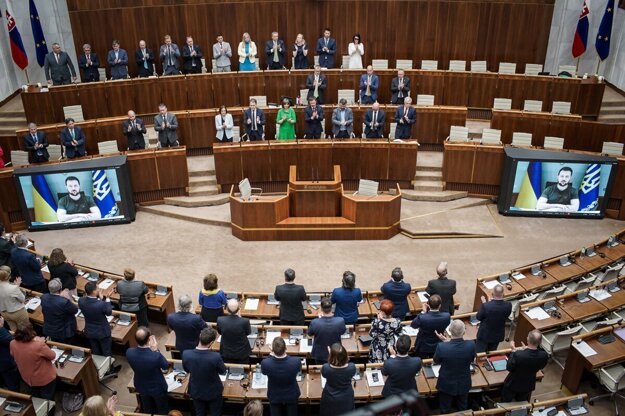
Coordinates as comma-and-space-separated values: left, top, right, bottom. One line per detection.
596, 0, 615, 61
29, 0, 47, 67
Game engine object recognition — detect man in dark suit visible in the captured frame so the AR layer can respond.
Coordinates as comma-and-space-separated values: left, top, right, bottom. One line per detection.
364, 102, 385, 139
216, 299, 252, 364
394, 97, 417, 140
306, 65, 327, 104
107, 40, 129, 80
126, 327, 169, 415
10, 235, 46, 293
382, 334, 422, 398
501, 330, 549, 402
0, 316, 20, 391
411, 294, 451, 359
78, 281, 114, 357
308, 297, 346, 364
154, 103, 179, 147
359, 65, 379, 104
316, 28, 336, 68
60, 118, 86, 158
135, 40, 155, 77
434, 320, 476, 414
304, 97, 324, 139
43, 43, 77, 85
182, 36, 204, 74
380, 267, 411, 319
41, 278, 78, 344
244, 98, 266, 141
77, 43, 100, 82
274, 268, 307, 326
0, 224, 15, 269
265, 31, 286, 70
167, 295, 207, 354
390, 69, 411, 104
261, 337, 302, 416
475, 284, 513, 353
426, 261, 457, 315
23, 123, 49, 163
122, 110, 147, 150
160, 35, 181, 76
182, 327, 227, 416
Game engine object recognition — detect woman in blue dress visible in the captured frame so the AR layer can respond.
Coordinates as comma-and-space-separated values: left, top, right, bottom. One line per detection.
331, 271, 363, 324
237, 32, 257, 71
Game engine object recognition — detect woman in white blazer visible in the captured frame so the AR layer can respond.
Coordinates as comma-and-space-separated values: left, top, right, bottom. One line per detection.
215, 106, 234, 142
347, 34, 364, 69
238, 32, 257, 71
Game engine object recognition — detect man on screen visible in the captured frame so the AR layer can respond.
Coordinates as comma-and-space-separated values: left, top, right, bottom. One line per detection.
535, 167, 580, 212
56, 176, 102, 222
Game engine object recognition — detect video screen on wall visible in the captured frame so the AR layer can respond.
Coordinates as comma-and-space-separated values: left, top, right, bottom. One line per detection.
13, 156, 136, 231
498, 148, 617, 219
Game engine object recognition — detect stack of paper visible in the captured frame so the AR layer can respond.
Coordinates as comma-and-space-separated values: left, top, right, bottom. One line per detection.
98, 279, 114, 290
589, 289, 611, 301
164, 372, 182, 392
402, 326, 419, 336
244, 298, 259, 310
251, 373, 268, 390
482, 280, 499, 290
265, 331, 282, 344
416, 291, 429, 302
366, 369, 385, 387
526, 307, 550, 321
572, 341, 597, 357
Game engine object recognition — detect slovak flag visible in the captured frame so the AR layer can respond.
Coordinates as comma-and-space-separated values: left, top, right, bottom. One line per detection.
5, 2, 28, 70
572, 0, 590, 58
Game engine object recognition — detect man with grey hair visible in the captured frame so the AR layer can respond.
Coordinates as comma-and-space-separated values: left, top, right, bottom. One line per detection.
78, 43, 101, 82
217, 298, 252, 363
41, 278, 78, 343
426, 261, 457, 315
10, 235, 46, 293
265, 31, 285, 70
154, 103, 178, 147
394, 96, 416, 140
44, 42, 77, 85
167, 295, 206, 354
332, 98, 353, 139
475, 283, 512, 353
433, 319, 476, 413
22, 122, 49, 163
501, 329, 549, 402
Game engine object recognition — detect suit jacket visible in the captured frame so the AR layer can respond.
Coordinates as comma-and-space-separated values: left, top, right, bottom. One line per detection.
243, 108, 266, 137
216, 314, 252, 361
476, 299, 512, 344
215, 113, 234, 141
433, 338, 476, 395
78, 296, 112, 340
48, 262, 78, 291
304, 105, 324, 136
107, 49, 129, 79
502, 347, 549, 393
359, 74, 380, 102
167, 311, 207, 352
41, 293, 78, 340
77, 53, 100, 82
10, 248, 44, 288
316, 37, 337, 68
381, 355, 422, 397
60, 126, 86, 158
43, 51, 76, 85
153, 113, 179, 145
160, 44, 181, 70
182, 44, 204, 72
364, 109, 385, 138
265, 39, 286, 67
261, 355, 302, 403
331, 107, 354, 137
182, 349, 227, 401
426, 278, 457, 315
394, 106, 417, 139
390, 76, 411, 104
135, 48, 155, 77
213, 42, 233, 67
308, 316, 346, 362
22, 131, 49, 163
274, 283, 306, 323
380, 280, 411, 318
122, 118, 147, 150
237, 42, 258, 64
411, 310, 451, 354
306, 74, 327, 103
0, 237, 14, 269
126, 347, 168, 395
0, 327, 17, 372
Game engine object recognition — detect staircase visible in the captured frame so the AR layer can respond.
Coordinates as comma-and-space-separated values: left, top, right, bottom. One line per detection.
402, 151, 467, 202
597, 95, 625, 124
163, 156, 230, 207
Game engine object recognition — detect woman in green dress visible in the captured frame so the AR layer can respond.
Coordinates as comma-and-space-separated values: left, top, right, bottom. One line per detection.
276, 98, 296, 140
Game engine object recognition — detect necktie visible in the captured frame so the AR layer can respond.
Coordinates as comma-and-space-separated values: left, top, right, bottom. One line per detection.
325, 38, 328, 48
132, 121, 136, 129
366, 76, 371, 96
252, 110, 257, 130
142, 49, 148, 69
398, 78, 404, 98
168, 46, 172, 66
32, 134, 37, 144
405, 107, 409, 120
273, 41, 279, 62
372, 112, 377, 127
86, 54, 90, 65
70, 129, 75, 139
191, 46, 196, 66
115, 51, 118, 61
164, 114, 167, 126
55, 54, 59, 64
313, 76, 319, 98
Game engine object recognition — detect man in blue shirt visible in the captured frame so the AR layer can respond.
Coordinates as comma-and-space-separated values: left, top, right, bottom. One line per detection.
381, 267, 412, 319
308, 297, 346, 364
167, 295, 207, 355
261, 337, 302, 416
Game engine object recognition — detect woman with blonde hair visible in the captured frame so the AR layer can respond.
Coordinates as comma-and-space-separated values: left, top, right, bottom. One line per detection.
238, 32, 257, 71
81, 395, 119, 416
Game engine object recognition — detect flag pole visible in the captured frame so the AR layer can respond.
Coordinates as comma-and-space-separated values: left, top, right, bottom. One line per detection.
596, 58, 602, 76
575, 57, 580, 74
24, 68, 30, 84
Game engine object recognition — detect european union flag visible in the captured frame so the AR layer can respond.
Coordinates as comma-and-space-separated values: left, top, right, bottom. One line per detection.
31, 174, 57, 222
579, 163, 601, 211
29, 0, 47, 67
92, 170, 119, 218
515, 161, 542, 209
596, 0, 615, 61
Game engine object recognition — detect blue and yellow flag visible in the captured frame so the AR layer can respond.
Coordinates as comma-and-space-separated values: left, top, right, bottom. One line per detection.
515, 161, 542, 209
579, 163, 601, 211
92, 170, 118, 218
32, 174, 57, 222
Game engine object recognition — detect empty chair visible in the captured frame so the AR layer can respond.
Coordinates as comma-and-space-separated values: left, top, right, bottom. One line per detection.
565, 273, 597, 293
596, 263, 624, 284
341, 55, 350, 69
421, 60, 438, 70
299, 89, 309, 103
589, 363, 625, 413
10, 150, 29, 167
586, 317, 624, 332
537, 285, 567, 300
371, 59, 388, 70
354, 179, 379, 196
493, 98, 512, 110
498, 62, 517, 74
389, 123, 397, 140
507, 292, 540, 341
447, 126, 469, 142
524, 63, 543, 75
232, 126, 241, 142
97, 140, 119, 155
396, 59, 413, 69
338, 89, 356, 105
63, 105, 85, 122
540, 324, 584, 363
200, 58, 207, 73
416, 94, 435, 107
449, 60, 466, 71
558, 64, 576, 77
211, 58, 217, 72
543, 136, 564, 150
602, 141, 624, 156
238, 178, 262, 200
313, 55, 320, 66
249, 96, 267, 107
552, 101, 572, 114
470, 60, 487, 72
47, 144, 62, 160
511, 132, 533, 147
481, 128, 502, 145
145, 126, 158, 148
523, 100, 543, 112
97, 68, 107, 81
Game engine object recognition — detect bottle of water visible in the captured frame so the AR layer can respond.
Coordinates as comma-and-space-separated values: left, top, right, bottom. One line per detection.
254, 364, 261, 381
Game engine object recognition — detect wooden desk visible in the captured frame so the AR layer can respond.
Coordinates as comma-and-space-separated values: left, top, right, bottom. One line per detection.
48, 341, 100, 398
473, 274, 526, 311
556, 293, 607, 322
543, 260, 586, 283
514, 300, 573, 344
421, 358, 488, 394
307, 364, 369, 402
0, 388, 36, 416
128, 359, 190, 401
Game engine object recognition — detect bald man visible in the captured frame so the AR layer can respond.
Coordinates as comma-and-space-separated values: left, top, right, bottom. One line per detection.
426, 262, 457, 315
359, 65, 379, 104
216, 298, 252, 364
501, 330, 549, 402
475, 284, 512, 352
122, 110, 147, 150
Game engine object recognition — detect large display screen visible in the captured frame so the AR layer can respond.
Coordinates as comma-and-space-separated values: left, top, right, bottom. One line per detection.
13, 156, 135, 230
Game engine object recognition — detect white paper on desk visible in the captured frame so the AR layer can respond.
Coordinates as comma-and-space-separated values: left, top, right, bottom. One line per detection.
321, 375, 327, 389
251, 373, 268, 390
68, 356, 84, 363
572, 341, 598, 357
41, 264, 49, 273
589, 289, 612, 301
0, 397, 5, 407
51, 347, 64, 363
417, 291, 429, 303
526, 306, 550, 321
431, 364, 441, 378
165, 372, 183, 392
299, 339, 313, 353
219, 373, 226, 382
365, 369, 385, 387
106, 315, 114, 323
482, 280, 500, 290
98, 279, 114, 290
244, 298, 260, 310
511, 272, 526, 281
26, 297, 41, 310
402, 326, 419, 336
531, 408, 558, 416
266, 330, 282, 345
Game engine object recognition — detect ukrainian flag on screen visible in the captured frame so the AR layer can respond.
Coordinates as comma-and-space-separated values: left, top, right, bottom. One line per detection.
515, 161, 542, 209
92, 170, 119, 218
32, 174, 57, 222
579, 163, 600, 211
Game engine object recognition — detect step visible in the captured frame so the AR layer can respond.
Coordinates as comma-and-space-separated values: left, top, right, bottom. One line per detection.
164, 193, 229, 207
189, 169, 216, 177
0, 118, 26, 127
188, 185, 220, 196
597, 115, 625, 123
601, 100, 625, 108
415, 164, 442, 172
189, 175, 217, 186
412, 180, 444, 192
599, 106, 625, 115
277, 216, 354, 226
414, 171, 443, 181
401, 189, 468, 202
0, 111, 26, 118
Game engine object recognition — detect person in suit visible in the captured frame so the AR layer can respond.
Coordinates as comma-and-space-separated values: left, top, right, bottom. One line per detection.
364, 102, 385, 139
330, 271, 362, 324
411, 294, 451, 359
60, 118, 86, 158
167, 295, 207, 354
380, 267, 411, 319
244, 98, 266, 141
10, 235, 46, 293
308, 297, 346, 364
126, 327, 169, 415
160, 35, 181, 75
501, 330, 549, 402
265, 31, 286, 70
391, 69, 411, 104
107, 40, 128, 80
216, 299, 252, 364
215, 106, 234, 142
292, 33, 308, 69
0, 268, 28, 331
395, 97, 417, 140
213, 35, 233, 72
274, 268, 307, 326
41, 278, 78, 344
154, 103, 179, 147
117, 268, 149, 327
77, 43, 100, 82
382, 334, 422, 398
304, 97, 324, 139
43, 43, 77, 85
122, 110, 147, 150
261, 337, 302, 416
306, 65, 327, 104
182, 36, 203, 74
359, 65, 379, 104
23, 123, 49, 163
56, 176, 101, 222
316, 28, 336, 68
0, 224, 13, 270
320, 343, 356, 414
47, 247, 78, 296
475, 284, 513, 353
135, 40, 155, 77
433, 319, 476, 414
79, 281, 114, 357
426, 261, 457, 315
347, 34, 364, 69
0, 316, 20, 391
182, 327, 227, 416
237, 32, 258, 71
331, 99, 353, 139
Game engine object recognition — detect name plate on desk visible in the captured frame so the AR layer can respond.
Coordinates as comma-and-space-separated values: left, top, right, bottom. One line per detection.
303, 184, 334, 190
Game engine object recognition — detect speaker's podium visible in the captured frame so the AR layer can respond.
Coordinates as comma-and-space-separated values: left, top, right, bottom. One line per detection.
229, 165, 402, 241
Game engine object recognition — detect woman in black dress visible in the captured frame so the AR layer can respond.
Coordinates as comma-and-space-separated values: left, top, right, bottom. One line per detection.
47, 248, 78, 297
292, 33, 308, 69
320, 343, 356, 414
